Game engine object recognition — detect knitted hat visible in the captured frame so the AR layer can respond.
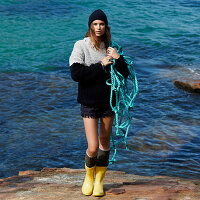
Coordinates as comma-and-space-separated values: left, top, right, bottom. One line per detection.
88, 9, 108, 27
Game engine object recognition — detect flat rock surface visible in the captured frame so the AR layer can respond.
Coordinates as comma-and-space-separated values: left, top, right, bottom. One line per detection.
0, 167, 200, 200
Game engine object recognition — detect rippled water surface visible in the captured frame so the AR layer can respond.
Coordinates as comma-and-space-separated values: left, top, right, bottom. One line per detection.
0, 0, 200, 179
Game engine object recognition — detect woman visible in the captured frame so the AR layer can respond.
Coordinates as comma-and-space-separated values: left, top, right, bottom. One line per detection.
69, 9, 129, 196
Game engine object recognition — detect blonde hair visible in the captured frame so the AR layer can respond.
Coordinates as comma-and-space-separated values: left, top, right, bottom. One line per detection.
85, 23, 111, 51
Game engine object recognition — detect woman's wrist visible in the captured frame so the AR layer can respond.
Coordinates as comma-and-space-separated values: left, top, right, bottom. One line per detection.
115, 54, 120, 59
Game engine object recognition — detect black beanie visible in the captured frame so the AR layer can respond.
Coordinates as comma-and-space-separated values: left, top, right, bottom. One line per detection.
88, 9, 108, 27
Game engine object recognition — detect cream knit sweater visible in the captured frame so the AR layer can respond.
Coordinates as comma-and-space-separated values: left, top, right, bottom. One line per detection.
69, 37, 107, 67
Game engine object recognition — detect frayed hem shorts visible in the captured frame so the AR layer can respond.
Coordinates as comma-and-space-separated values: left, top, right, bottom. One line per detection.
81, 105, 115, 119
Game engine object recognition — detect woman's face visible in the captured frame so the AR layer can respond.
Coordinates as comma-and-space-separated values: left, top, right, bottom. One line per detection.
92, 20, 105, 37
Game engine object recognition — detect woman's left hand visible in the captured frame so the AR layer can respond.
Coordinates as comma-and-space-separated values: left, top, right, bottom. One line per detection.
107, 47, 120, 60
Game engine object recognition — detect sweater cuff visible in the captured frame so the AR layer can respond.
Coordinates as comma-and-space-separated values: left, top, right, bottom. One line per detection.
115, 55, 124, 65
98, 61, 105, 70
116, 55, 123, 61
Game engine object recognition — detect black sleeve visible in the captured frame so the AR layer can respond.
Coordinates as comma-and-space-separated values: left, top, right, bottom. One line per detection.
70, 62, 105, 83
114, 55, 129, 79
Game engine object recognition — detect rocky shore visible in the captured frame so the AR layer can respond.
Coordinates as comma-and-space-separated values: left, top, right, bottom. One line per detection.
0, 167, 199, 200
174, 79, 200, 93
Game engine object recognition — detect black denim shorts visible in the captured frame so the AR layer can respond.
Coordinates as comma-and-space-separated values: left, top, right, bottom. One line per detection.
81, 105, 115, 119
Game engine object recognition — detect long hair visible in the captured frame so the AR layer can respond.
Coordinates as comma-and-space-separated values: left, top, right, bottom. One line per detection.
85, 24, 111, 51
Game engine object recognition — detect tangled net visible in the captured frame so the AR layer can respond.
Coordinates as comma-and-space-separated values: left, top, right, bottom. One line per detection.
107, 41, 139, 163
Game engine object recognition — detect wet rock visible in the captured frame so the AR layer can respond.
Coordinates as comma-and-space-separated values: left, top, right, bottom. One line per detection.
174, 79, 200, 93
0, 167, 199, 200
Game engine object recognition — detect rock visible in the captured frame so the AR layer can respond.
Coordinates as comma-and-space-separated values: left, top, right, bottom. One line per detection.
106, 188, 126, 195
18, 170, 40, 176
0, 167, 199, 200
174, 79, 200, 93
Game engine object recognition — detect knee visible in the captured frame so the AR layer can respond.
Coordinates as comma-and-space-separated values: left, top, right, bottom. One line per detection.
87, 145, 98, 157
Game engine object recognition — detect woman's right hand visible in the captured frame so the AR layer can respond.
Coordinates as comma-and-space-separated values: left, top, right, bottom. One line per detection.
101, 56, 113, 67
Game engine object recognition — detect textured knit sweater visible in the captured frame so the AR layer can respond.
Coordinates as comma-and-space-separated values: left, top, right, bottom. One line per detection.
69, 37, 129, 107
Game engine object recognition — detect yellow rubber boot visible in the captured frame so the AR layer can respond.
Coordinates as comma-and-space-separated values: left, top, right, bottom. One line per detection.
82, 165, 95, 196
93, 166, 107, 196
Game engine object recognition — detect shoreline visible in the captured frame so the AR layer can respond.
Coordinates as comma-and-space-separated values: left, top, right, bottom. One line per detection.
0, 167, 199, 200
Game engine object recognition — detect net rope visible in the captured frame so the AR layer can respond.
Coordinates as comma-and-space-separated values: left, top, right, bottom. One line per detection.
107, 41, 139, 164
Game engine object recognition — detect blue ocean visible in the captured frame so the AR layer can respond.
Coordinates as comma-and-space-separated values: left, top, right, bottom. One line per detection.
0, 0, 200, 179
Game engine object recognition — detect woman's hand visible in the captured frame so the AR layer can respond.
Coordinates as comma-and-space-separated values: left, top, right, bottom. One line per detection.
107, 47, 120, 59
101, 56, 113, 67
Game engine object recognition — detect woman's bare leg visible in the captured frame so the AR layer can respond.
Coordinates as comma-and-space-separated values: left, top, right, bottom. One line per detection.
83, 117, 99, 157
82, 117, 99, 196
99, 115, 114, 150
93, 115, 114, 197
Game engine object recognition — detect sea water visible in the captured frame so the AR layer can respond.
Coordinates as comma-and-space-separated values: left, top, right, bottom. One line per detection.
0, 0, 200, 179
